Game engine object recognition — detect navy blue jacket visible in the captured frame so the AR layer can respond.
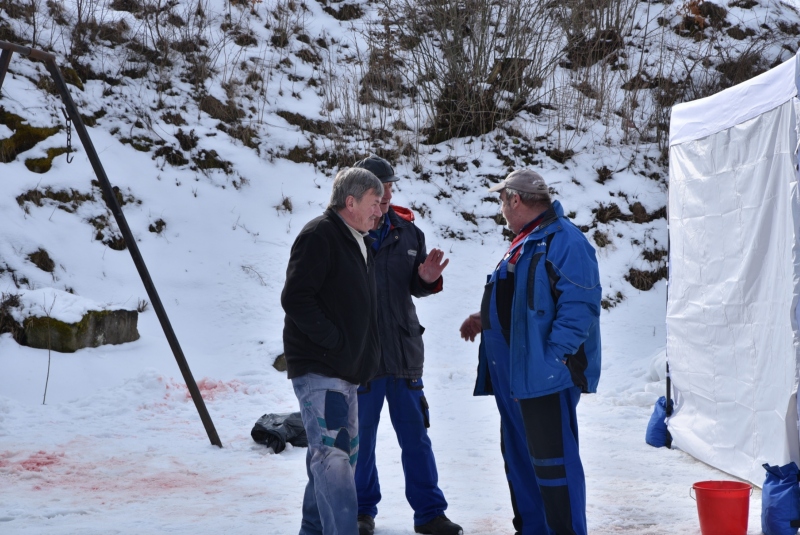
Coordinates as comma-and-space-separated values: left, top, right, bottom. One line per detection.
372, 206, 442, 380
474, 201, 601, 398
281, 209, 380, 385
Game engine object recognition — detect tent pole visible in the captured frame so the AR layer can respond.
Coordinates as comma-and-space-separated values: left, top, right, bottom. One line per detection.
665, 199, 673, 448
665, 361, 672, 448
0, 40, 222, 448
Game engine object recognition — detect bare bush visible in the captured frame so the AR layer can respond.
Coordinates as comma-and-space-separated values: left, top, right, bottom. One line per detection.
379, 0, 565, 144
552, 0, 637, 69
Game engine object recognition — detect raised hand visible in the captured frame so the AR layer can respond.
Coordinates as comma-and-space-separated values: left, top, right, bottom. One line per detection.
418, 248, 449, 284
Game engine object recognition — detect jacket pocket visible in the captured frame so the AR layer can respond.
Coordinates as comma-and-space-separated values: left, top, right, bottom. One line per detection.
420, 395, 430, 428
399, 324, 424, 371
527, 256, 556, 315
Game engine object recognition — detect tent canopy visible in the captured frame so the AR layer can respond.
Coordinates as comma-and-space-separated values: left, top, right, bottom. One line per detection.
667, 52, 800, 484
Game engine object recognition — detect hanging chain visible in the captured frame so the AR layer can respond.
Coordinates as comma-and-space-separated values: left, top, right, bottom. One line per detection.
60, 107, 74, 164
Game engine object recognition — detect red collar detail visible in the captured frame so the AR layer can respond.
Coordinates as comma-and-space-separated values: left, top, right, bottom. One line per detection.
391, 205, 415, 222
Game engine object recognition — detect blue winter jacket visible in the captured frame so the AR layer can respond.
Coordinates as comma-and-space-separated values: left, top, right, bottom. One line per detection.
474, 200, 602, 399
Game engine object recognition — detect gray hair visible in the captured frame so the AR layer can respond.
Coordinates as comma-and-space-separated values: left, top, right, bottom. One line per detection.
328, 167, 384, 210
505, 186, 551, 208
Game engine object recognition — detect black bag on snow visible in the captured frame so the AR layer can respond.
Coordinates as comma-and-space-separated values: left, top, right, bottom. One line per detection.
251, 412, 308, 453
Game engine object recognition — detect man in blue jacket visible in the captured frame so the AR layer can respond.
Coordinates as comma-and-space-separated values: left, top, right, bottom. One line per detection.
352, 156, 462, 535
460, 169, 601, 535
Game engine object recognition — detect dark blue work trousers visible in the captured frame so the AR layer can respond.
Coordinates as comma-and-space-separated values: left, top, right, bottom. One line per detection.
355, 376, 448, 526
483, 272, 586, 535
485, 328, 586, 535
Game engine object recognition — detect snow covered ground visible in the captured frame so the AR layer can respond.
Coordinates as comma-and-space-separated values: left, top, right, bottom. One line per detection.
0, 148, 761, 533
0, 0, 784, 532
0, 262, 762, 535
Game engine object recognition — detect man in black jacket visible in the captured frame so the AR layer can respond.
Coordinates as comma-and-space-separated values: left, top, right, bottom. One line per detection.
282, 167, 384, 535
351, 156, 462, 535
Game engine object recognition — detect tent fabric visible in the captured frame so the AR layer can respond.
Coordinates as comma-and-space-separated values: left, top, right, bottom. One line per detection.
669, 54, 800, 146
667, 52, 800, 484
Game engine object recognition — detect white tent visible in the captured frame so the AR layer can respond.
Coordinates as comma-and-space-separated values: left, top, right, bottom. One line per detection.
667, 52, 800, 484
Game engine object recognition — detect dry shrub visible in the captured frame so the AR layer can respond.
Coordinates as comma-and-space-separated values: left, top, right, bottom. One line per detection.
276, 110, 332, 135
593, 203, 628, 224
28, 249, 55, 272
0, 293, 24, 342
149, 219, 167, 234
162, 111, 187, 125
324, 3, 363, 21
175, 129, 199, 151
199, 95, 244, 123
596, 166, 613, 184
564, 29, 624, 69
593, 231, 611, 248
716, 51, 765, 87
625, 266, 667, 291
380, 0, 564, 144
629, 202, 666, 223
154, 145, 189, 166
601, 291, 625, 310
642, 248, 667, 262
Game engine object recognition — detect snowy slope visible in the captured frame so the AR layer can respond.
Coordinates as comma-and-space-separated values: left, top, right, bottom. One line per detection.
3, 0, 800, 533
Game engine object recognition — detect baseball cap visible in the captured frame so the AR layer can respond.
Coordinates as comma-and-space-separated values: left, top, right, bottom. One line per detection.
488, 169, 548, 194
352, 155, 399, 183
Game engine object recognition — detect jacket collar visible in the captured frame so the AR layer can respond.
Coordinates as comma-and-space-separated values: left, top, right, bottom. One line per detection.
536, 201, 562, 232
386, 206, 413, 229
520, 201, 565, 246
326, 208, 376, 248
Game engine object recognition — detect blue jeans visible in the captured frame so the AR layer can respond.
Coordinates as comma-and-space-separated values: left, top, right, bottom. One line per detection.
292, 373, 360, 535
355, 376, 448, 525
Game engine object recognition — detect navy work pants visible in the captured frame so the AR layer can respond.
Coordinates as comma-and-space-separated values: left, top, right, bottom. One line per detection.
355, 376, 448, 526
483, 268, 587, 535
484, 328, 587, 535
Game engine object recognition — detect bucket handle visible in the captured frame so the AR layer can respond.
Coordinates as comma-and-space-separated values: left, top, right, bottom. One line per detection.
690, 486, 754, 500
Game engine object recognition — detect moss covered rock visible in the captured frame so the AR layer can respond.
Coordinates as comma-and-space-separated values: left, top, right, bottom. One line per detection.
25, 147, 69, 173
22, 309, 139, 353
0, 107, 60, 163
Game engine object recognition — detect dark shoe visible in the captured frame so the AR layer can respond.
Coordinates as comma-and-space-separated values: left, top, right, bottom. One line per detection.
358, 514, 375, 535
414, 515, 463, 535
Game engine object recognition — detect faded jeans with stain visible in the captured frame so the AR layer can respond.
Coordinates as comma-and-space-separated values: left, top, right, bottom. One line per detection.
292, 373, 360, 535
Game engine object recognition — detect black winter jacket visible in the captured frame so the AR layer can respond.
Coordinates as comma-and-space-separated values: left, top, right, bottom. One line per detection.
281, 209, 380, 385
372, 206, 442, 380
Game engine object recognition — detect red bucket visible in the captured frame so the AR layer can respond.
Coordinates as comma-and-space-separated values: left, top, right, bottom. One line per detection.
690, 480, 752, 535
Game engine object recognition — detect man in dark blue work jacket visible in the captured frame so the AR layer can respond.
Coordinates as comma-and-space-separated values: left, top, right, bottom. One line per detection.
460, 169, 601, 535
352, 156, 463, 535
